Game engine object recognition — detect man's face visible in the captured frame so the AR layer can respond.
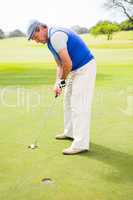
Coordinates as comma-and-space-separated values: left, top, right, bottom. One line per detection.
32, 26, 48, 44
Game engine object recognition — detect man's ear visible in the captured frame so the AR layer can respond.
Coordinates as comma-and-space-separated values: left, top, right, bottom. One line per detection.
36, 26, 40, 32
38, 25, 47, 31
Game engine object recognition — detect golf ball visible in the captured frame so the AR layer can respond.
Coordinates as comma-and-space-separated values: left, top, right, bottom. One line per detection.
30, 144, 35, 149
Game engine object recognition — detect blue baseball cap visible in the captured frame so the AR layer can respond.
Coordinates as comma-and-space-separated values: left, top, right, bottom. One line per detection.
27, 20, 41, 40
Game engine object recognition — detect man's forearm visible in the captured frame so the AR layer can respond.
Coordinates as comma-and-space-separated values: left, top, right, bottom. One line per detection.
60, 64, 71, 80
55, 57, 72, 81
56, 64, 71, 81
56, 66, 63, 82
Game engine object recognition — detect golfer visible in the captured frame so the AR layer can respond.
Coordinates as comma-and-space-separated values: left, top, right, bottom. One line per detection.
27, 20, 96, 155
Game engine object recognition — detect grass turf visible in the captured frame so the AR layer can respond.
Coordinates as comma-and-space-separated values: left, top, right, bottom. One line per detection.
0, 31, 133, 200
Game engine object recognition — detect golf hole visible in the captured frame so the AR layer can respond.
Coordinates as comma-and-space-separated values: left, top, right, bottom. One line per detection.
28, 144, 38, 149
41, 178, 54, 184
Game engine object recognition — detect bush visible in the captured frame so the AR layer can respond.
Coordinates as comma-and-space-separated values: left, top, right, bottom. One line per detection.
71, 25, 89, 34
0, 29, 5, 39
8, 29, 26, 38
120, 19, 133, 30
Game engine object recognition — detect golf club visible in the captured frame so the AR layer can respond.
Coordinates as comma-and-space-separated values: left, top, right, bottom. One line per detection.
28, 95, 58, 149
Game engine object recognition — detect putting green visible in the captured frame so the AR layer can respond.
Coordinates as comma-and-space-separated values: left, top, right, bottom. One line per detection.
0, 31, 133, 200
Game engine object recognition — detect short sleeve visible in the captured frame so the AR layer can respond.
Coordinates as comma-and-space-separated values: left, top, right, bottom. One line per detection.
50, 31, 68, 53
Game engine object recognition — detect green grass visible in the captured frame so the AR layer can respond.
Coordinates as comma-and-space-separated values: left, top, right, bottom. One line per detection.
81, 31, 133, 49
0, 31, 133, 200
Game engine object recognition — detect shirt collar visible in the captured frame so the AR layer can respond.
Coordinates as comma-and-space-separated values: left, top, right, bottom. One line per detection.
48, 26, 53, 39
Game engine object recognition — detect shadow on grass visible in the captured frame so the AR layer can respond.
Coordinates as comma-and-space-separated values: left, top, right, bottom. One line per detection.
0, 68, 112, 86
80, 143, 133, 183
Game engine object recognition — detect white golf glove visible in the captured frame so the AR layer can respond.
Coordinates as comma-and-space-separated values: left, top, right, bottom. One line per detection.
57, 79, 66, 88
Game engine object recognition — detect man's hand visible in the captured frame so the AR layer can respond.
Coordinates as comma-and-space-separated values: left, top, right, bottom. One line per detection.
53, 79, 66, 97
53, 84, 62, 97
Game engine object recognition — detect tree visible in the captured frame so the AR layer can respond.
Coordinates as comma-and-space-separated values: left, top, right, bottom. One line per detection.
90, 21, 120, 40
0, 29, 5, 39
71, 25, 89, 34
104, 0, 133, 22
8, 29, 25, 38
120, 18, 133, 30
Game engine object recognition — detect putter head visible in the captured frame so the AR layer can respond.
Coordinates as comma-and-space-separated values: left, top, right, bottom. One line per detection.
28, 143, 38, 149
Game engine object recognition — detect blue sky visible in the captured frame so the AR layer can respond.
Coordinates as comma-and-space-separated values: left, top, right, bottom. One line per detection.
0, 0, 127, 32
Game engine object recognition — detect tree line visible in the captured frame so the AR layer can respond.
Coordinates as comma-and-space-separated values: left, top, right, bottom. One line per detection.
0, 18, 132, 41
0, 0, 132, 40
0, 29, 26, 39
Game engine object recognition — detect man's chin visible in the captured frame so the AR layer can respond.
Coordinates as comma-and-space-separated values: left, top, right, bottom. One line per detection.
37, 39, 47, 44
41, 40, 46, 44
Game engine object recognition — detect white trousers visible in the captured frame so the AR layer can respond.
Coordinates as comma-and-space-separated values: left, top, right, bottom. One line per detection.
64, 59, 96, 150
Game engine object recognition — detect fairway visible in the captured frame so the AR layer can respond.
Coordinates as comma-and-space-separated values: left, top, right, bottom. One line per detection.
0, 32, 133, 200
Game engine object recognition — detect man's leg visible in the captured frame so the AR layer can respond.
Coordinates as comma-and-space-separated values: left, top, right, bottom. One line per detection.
63, 75, 73, 138
70, 60, 96, 150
